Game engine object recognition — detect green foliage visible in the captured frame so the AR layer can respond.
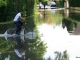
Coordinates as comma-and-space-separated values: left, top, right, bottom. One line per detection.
0, 37, 11, 52
69, 0, 80, 7
0, 0, 37, 22
0, 0, 7, 6
25, 0, 35, 16
0, 6, 7, 22
28, 36, 47, 60
58, 0, 65, 7
38, 0, 48, 2
54, 50, 69, 60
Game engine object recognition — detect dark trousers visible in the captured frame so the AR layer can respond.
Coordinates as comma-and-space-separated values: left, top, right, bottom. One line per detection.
14, 20, 23, 35
15, 37, 23, 49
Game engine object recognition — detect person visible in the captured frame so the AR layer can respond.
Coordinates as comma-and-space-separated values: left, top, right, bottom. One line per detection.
13, 9, 25, 35
39, 2, 43, 9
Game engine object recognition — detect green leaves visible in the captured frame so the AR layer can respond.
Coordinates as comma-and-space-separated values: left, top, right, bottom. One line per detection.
0, 37, 11, 52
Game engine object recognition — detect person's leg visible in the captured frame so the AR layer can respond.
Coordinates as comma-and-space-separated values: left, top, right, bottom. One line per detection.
15, 21, 23, 35
19, 21, 23, 26
14, 21, 18, 34
14, 21, 21, 35
18, 21, 23, 35
17, 25, 21, 35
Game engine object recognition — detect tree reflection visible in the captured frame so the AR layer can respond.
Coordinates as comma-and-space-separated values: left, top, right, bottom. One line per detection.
0, 37, 11, 52
38, 10, 63, 25
62, 18, 77, 33
0, 33, 47, 60
62, 9, 78, 33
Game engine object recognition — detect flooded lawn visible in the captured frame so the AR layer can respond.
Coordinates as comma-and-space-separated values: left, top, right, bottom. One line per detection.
0, 9, 80, 60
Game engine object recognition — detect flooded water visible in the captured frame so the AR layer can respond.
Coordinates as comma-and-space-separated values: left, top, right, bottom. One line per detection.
0, 9, 80, 60
37, 9, 80, 60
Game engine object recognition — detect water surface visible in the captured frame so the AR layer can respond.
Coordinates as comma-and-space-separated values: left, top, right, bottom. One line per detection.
0, 9, 80, 60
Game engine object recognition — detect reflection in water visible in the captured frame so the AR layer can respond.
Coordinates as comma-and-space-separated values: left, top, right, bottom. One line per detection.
0, 28, 47, 60
37, 9, 80, 60
4, 36, 28, 60
4, 36, 29, 60
37, 23, 80, 60
64, 9, 69, 18
39, 13, 43, 18
0, 28, 37, 60
0, 27, 36, 41
1, 9, 80, 60
54, 50, 69, 60
14, 37, 25, 59
62, 18, 77, 33
62, 9, 80, 35
39, 9, 63, 25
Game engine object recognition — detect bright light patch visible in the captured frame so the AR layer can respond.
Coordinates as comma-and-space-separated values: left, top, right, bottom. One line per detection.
37, 23, 80, 60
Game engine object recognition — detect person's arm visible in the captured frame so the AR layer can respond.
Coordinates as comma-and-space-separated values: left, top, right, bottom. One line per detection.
20, 16, 25, 20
